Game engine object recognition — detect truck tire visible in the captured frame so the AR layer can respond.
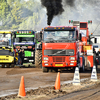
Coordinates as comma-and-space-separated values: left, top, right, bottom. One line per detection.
42, 66, 48, 73
5, 64, 10, 68
1, 64, 5, 68
35, 50, 42, 68
10, 64, 14, 68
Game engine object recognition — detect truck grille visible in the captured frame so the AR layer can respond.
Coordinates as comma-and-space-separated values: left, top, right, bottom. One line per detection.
53, 57, 65, 62
0, 59, 8, 60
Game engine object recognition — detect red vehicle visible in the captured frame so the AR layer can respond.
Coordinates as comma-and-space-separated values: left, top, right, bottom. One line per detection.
42, 26, 83, 72
70, 20, 95, 71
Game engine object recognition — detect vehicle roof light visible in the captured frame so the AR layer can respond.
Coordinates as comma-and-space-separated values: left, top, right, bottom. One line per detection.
54, 28, 56, 29
28, 46, 32, 49
29, 31, 31, 33
71, 27, 73, 29
62, 27, 64, 29
58, 28, 60, 29
91, 33, 93, 35
17, 31, 19, 33
88, 20, 92, 23
69, 20, 73, 23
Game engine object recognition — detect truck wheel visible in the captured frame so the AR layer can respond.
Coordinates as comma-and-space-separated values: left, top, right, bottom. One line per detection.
42, 66, 48, 73
72, 67, 75, 72
11, 64, 15, 68
1, 64, 5, 68
35, 50, 42, 68
5, 64, 10, 68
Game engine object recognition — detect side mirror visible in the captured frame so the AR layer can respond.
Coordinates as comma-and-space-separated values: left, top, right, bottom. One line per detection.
79, 33, 82, 41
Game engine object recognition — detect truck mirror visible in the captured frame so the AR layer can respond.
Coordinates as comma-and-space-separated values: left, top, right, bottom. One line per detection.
94, 38, 97, 43
79, 33, 82, 41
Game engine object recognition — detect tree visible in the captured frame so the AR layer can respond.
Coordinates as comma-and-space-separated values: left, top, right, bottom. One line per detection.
0, 0, 10, 28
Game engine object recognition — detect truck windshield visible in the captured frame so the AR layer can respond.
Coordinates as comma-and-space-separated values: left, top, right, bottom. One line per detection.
0, 34, 11, 46
44, 31, 76, 43
15, 37, 34, 43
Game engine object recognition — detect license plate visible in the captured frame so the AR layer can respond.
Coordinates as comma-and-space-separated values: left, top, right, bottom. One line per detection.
55, 64, 63, 66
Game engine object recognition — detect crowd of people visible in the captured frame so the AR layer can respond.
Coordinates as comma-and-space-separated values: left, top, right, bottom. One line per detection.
14, 47, 25, 65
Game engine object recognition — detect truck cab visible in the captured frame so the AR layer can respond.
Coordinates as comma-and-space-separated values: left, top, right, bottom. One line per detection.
70, 20, 94, 70
13, 30, 35, 64
42, 26, 80, 72
0, 31, 15, 68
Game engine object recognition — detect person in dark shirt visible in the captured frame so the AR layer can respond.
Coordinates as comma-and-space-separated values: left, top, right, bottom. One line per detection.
93, 48, 97, 67
20, 49, 24, 65
18, 48, 21, 65
93, 48, 97, 55
97, 49, 100, 65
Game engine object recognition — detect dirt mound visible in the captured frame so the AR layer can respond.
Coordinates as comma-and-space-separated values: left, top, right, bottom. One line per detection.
6, 68, 41, 75
0, 79, 100, 100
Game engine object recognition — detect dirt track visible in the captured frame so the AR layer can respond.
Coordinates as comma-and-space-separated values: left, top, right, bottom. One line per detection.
0, 65, 100, 100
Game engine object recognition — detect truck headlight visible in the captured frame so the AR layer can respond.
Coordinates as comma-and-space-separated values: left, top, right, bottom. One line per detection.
31, 52, 34, 57
70, 57, 75, 60
43, 57, 48, 60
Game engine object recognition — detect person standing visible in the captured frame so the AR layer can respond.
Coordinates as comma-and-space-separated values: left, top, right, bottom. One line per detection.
20, 49, 25, 65
18, 48, 21, 65
97, 48, 100, 65
93, 48, 97, 68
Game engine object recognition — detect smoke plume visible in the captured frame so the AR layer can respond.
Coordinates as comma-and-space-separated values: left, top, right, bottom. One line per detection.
41, 0, 64, 25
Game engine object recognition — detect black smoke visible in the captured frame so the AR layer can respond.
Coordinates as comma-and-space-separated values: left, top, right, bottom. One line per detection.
41, 0, 64, 25
41, 0, 75, 25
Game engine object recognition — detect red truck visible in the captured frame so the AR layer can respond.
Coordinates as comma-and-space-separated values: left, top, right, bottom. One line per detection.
70, 20, 95, 71
41, 26, 83, 72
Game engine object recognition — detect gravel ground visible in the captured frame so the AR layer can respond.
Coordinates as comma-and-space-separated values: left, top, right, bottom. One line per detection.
0, 77, 100, 100
0, 65, 100, 100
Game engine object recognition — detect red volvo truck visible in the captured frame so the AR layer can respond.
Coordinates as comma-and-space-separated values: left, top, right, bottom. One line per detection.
42, 26, 83, 72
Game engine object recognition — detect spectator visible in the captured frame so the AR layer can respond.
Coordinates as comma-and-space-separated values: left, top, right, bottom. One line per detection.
18, 48, 21, 65
93, 48, 97, 56
20, 49, 25, 65
13, 47, 16, 64
97, 49, 100, 65
93, 48, 97, 67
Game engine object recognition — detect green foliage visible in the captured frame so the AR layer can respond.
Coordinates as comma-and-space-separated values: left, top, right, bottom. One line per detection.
0, 0, 46, 30
0, 0, 10, 24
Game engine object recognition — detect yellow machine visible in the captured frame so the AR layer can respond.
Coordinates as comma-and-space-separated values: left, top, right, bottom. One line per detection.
0, 31, 17, 68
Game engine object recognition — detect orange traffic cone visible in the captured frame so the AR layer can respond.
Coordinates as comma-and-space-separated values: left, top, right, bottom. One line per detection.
54, 72, 60, 90
18, 76, 26, 97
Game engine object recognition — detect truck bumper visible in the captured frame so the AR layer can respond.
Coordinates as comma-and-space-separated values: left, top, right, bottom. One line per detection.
0, 56, 14, 63
24, 57, 35, 63
42, 61, 77, 68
